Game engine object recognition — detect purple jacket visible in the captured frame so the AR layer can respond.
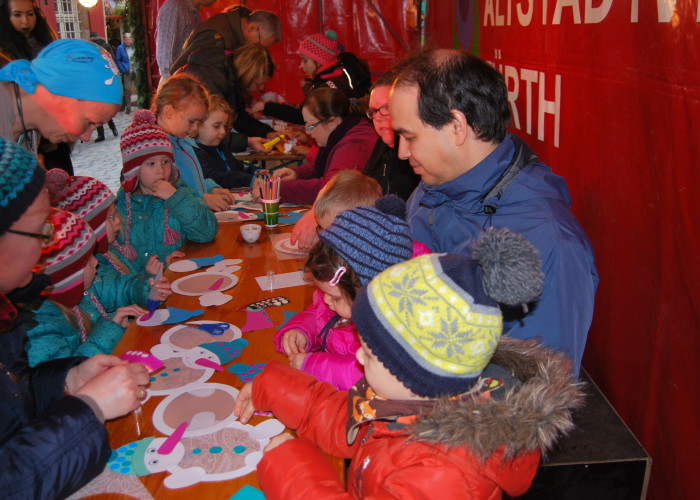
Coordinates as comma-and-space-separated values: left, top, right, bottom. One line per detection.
274, 290, 362, 390
279, 118, 377, 205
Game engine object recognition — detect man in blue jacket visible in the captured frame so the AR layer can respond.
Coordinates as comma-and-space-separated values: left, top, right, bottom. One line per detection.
115, 33, 134, 113
390, 50, 598, 377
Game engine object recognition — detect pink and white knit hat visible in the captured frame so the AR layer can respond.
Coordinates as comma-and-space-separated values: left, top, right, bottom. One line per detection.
40, 208, 96, 308
46, 169, 115, 254
120, 109, 175, 193
298, 31, 342, 67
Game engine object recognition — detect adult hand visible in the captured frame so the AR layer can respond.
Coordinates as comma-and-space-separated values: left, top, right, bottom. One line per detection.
65, 354, 124, 394
149, 276, 172, 300
273, 168, 297, 181
165, 250, 186, 265
112, 304, 148, 327
281, 329, 307, 355
151, 179, 177, 200
248, 136, 272, 154
288, 352, 308, 370
144, 255, 163, 276
74, 361, 150, 420
290, 210, 319, 252
264, 433, 295, 454
204, 192, 230, 212
233, 382, 255, 424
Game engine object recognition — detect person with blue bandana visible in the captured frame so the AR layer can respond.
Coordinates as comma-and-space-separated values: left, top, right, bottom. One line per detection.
0, 38, 122, 154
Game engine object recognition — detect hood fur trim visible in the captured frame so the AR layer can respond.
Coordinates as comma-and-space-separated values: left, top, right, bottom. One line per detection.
409, 337, 585, 460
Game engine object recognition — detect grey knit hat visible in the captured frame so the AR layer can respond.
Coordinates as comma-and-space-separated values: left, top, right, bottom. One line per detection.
318, 195, 414, 284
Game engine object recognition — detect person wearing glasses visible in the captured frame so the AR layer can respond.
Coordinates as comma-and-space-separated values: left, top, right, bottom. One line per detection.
0, 138, 151, 497
255, 86, 377, 205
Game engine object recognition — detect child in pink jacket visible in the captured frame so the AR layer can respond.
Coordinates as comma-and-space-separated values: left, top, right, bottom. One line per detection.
274, 196, 414, 390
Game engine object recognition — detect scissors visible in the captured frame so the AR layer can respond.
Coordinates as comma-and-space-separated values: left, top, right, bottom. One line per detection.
188, 322, 229, 335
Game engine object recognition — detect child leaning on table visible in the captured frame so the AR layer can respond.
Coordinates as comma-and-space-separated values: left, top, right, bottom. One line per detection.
111, 110, 218, 275
25, 211, 161, 366
235, 228, 584, 499
45, 170, 173, 316
153, 73, 234, 212
194, 95, 254, 189
274, 195, 414, 390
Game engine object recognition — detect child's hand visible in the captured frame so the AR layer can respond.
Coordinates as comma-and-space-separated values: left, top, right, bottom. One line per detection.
148, 276, 172, 300
151, 179, 177, 200
288, 352, 308, 370
290, 211, 319, 252
248, 136, 272, 154
165, 250, 186, 265
145, 255, 163, 276
273, 167, 297, 181
281, 329, 307, 355
233, 382, 256, 424
264, 433, 295, 454
111, 305, 148, 327
212, 187, 236, 204
204, 192, 230, 212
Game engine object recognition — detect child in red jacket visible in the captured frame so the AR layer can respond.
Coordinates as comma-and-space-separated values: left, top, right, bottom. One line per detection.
236, 228, 584, 499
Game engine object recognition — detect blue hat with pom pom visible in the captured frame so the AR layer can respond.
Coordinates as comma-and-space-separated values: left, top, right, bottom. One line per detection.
319, 195, 413, 285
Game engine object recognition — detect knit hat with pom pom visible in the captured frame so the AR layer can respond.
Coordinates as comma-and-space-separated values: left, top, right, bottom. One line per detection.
352, 228, 545, 398
298, 30, 343, 67
318, 194, 413, 285
120, 109, 174, 193
46, 169, 115, 254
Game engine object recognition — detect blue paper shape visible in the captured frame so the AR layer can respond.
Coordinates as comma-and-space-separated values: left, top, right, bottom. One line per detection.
163, 307, 205, 324
278, 212, 305, 225
229, 485, 266, 500
190, 255, 224, 267
228, 362, 266, 383
200, 338, 249, 365
276, 310, 298, 329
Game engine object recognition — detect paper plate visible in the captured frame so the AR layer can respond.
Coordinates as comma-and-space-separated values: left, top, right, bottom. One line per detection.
171, 272, 239, 296
274, 236, 308, 256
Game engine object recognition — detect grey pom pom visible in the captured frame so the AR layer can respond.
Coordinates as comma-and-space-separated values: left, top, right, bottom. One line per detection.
471, 228, 544, 306
375, 195, 406, 220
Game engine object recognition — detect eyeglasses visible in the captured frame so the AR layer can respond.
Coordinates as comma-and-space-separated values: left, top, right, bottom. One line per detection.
366, 105, 390, 120
6, 221, 55, 247
305, 117, 330, 132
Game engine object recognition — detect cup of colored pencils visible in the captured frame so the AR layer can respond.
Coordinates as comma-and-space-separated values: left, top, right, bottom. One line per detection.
261, 176, 280, 227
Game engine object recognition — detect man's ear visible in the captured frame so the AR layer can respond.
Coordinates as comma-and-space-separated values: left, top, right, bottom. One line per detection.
450, 109, 470, 146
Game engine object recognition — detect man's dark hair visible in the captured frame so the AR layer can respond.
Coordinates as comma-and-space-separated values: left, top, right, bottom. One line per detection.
394, 49, 511, 143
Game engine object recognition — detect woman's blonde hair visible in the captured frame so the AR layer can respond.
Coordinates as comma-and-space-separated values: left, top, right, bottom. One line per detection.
233, 43, 275, 95
152, 73, 211, 117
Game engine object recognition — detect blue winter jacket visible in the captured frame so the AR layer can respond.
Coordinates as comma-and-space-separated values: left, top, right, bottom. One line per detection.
115, 43, 130, 74
169, 134, 221, 194
406, 133, 598, 376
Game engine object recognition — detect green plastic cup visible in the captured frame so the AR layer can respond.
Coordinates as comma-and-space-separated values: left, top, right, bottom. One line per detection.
261, 198, 280, 227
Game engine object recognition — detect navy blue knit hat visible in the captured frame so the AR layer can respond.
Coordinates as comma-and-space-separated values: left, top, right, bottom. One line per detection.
352, 228, 545, 398
318, 195, 414, 285
0, 138, 46, 236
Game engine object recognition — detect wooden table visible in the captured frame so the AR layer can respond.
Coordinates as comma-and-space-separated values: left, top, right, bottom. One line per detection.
104, 216, 345, 498
234, 152, 305, 171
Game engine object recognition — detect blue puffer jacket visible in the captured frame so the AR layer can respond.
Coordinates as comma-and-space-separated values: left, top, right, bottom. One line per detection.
93, 252, 151, 314
113, 180, 218, 274
0, 295, 109, 499
406, 133, 598, 376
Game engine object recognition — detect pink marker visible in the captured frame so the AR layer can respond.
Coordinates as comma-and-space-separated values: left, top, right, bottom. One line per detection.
195, 357, 224, 371
158, 421, 188, 455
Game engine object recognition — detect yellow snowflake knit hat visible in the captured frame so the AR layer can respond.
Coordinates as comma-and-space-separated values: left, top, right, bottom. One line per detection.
352, 228, 544, 398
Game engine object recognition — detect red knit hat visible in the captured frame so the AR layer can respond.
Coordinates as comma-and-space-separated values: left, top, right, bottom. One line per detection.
298, 31, 342, 67
46, 170, 115, 254
40, 208, 96, 308
120, 109, 175, 193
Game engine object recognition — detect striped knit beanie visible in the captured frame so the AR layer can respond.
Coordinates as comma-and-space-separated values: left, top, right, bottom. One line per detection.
120, 109, 175, 193
319, 195, 413, 285
46, 169, 115, 254
0, 138, 46, 236
40, 208, 96, 308
298, 31, 342, 67
352, 228, 545, 398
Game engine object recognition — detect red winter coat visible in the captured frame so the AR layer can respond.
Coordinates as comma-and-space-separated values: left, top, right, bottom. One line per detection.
253, 338, 583, 499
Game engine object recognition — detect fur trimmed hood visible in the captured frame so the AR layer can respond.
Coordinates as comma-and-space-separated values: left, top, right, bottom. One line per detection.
409, 337, 585, 461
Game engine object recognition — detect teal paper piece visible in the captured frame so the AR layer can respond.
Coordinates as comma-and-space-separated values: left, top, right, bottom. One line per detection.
189, 255, 224, 267
276, 310, 298, 329
163, 307, 205, 324
229, 484, 266, 500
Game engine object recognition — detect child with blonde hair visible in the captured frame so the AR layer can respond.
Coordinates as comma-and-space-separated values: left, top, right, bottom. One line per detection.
274, 195, 414, 390
153, 73, 234, 211
194, 95, 254, 189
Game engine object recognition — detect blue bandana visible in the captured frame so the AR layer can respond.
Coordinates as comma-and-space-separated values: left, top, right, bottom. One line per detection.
0, 39, 122, 105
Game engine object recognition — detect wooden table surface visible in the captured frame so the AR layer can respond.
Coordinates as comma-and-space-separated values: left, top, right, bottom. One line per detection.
233, 152, 305, 170
103, 214, 344, 498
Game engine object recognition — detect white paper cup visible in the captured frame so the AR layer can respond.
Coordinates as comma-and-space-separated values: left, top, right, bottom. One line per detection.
240, 224, 261, 243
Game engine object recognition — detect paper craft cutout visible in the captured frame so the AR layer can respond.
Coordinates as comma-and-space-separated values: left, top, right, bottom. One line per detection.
195, 358, 224, 371
215, 210, 263, 223
277, 310, 298, 330
159, 322, 242, 351
273, 236, 308, 256
255, 270, 307, 291
228, 363, 266, 383
159, 421, 188, 454
169, 255, 225, 273
137, 307, 204, 326
278, 211, 305, 225
146, 356, 216, 395
230, 485, 266, 500
108, 414, 284, 489
172, 272, 239, 296
247, 296, 290, 310
199, 338, 249, 364
121, 350, 164, 372
66, 468, 154, 500
240, 309, 274, 332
